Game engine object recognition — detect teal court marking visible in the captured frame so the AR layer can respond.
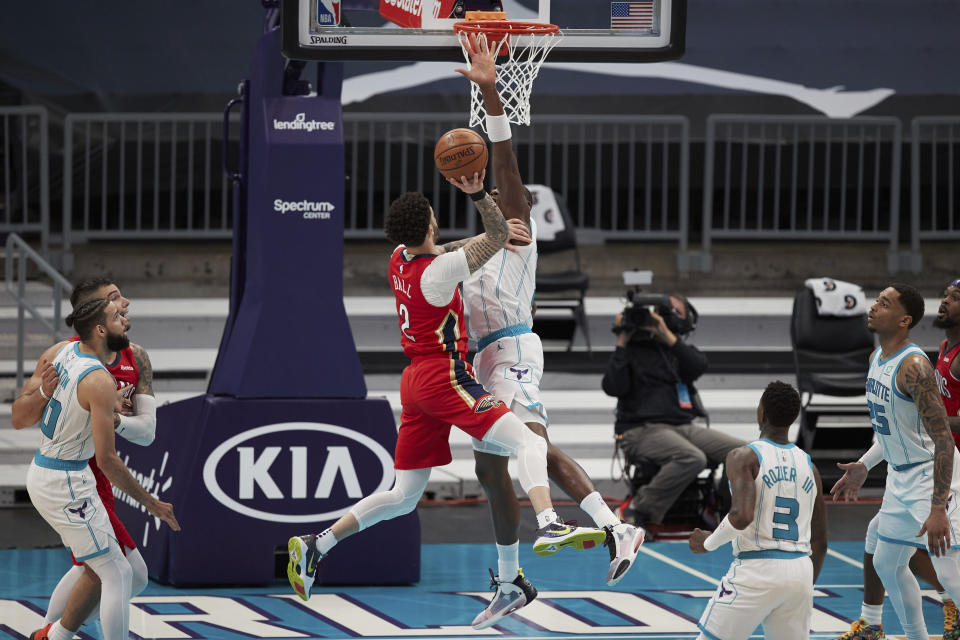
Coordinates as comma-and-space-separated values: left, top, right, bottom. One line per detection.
0, 542, 953, 639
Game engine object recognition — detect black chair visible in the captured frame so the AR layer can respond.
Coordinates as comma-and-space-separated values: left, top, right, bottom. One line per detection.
529, 186, 591, 351
616, 389, 728, 528
790, 286, 875, 453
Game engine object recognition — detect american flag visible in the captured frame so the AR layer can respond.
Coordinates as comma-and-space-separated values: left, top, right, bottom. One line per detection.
610, 1, 654, 29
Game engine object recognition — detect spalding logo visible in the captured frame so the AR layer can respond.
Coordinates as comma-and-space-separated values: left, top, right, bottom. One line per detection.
202, 422, 395, 523
474, 395, 503, 414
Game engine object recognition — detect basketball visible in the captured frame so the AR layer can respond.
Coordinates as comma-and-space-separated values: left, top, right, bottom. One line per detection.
434, 128, 488, 181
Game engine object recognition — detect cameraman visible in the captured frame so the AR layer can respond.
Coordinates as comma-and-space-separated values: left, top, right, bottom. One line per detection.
602, 294, 745, 531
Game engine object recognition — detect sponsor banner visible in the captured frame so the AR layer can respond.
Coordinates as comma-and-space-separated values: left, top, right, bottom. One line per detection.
379, 0, 454, 28
272, 112, 336, 133
273, 198, 336, 220
115, 396, 419, 585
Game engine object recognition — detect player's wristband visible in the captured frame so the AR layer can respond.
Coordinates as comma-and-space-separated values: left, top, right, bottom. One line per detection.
703, 515, 746, 551
469, 190, 487, 202
38, 386, 49, 400
858, 442, 883, 471
485, 114, 512, 143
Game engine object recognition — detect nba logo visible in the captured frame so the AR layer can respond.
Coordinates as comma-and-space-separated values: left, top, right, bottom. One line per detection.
317, 0, 340, 26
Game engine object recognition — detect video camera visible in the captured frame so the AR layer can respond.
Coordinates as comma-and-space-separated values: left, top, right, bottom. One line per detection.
613, 270, 697, 338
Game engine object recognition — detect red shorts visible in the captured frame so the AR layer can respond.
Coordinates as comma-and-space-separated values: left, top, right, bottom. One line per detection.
394, 356, 511, 470
954, 432, 960, 453
70, 457, 136, 566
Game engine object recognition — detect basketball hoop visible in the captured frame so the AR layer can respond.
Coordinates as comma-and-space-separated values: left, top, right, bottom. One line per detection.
453, 20, 561, 131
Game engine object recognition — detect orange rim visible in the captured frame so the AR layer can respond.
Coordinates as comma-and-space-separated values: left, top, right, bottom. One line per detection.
453, 20, 560, 37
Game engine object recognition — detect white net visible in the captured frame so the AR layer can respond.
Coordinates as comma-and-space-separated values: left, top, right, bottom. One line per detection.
456, 29, 562, 132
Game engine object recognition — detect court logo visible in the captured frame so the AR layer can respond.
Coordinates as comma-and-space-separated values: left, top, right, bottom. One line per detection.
474, 395, 503, 414
203, 422, 395, 523
272, 112, 336, 133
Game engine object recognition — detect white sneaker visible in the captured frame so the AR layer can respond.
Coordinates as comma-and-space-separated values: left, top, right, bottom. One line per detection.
604, 523, 645, 586
471, 568, 538, 630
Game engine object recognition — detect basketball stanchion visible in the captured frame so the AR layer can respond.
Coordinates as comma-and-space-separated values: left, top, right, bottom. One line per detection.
454, 18, 562, 131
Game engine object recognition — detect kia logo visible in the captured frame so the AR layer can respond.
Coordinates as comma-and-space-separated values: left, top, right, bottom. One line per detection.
202, 422, 395, 523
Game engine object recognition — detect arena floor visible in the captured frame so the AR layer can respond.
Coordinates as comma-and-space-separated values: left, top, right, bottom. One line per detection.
0, 540, 952, 639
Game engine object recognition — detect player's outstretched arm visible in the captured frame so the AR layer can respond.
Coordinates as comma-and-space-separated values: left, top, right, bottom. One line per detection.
900, 353, 953, 555
810, 464, 828, 582
439, 218, 530, 256
445, 172, 510, 273
829, 441, 880, 502
83, 370, 180, 531
11, 341, 68, 429
115, 343, 158, 446
455, 34, 528, 222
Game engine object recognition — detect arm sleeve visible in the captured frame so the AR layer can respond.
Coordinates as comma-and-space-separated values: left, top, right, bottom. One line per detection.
672, 341, 708, 381
703, 515, 747, 551
601, 347, 633, 398
858, 441, 884, 470
420, 251, 471, 307
116, 394, 158, 447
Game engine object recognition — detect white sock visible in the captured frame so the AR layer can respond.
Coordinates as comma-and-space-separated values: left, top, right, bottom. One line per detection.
536, 508, 559, 529
940, 590, 954, 604
496, 542, 519, 581
315, 529, 337, 555
49, 621, 75, 640
580, 491, 620, 529
861, 602, 883, 626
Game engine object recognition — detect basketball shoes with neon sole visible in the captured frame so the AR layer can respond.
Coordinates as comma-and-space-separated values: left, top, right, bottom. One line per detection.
287, 534, 323, 601
830, 618, 884, 640
604, 522, 645, 586
472, 568, 538, 630
532, 521, 607, 556
944, 599, 960, 640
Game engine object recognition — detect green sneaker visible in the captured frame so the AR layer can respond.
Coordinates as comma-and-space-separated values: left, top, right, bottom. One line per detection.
533, 521, 607, 556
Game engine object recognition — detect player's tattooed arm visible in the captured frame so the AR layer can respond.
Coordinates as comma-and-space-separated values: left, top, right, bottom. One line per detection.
130, 343, 155, 396
901, 354, 953, 507
462, 193, 509, 273
438, 238, 470, 254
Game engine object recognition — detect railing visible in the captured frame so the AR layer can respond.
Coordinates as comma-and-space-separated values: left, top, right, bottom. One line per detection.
62, 113, 239, 260
697, 115, 903, 272
0, 106, 49, 253
342, 114, 690, 253
4, 233, 73, 390
909, 116, 960, 272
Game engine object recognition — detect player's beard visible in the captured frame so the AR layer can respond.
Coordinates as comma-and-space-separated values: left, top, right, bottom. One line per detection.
933, 315, 956, 329
106, 330, 130, 352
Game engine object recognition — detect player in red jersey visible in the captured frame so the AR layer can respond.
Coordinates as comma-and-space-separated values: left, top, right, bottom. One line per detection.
934, 278, 960, 449
286, 176, 606, 603
829, 279, 960, 640
12, 278, 157, 639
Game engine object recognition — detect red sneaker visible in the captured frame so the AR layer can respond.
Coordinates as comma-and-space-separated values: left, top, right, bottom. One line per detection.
30, 623, 53, 640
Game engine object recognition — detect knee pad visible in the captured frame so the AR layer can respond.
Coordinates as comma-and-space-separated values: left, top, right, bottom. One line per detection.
126, 549, 149, 597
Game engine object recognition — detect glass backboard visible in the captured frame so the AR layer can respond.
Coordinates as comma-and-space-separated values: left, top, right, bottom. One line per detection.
281, 0, 686, 62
